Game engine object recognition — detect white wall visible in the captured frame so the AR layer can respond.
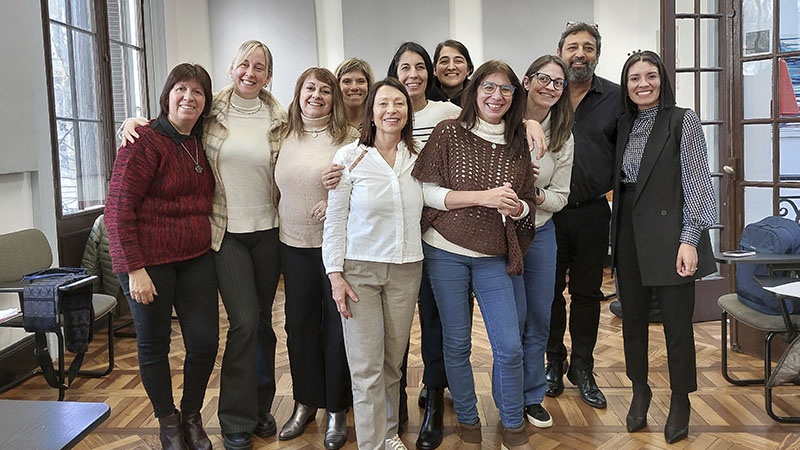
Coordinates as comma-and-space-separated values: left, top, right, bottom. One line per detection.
163, 0, 213, 74
593, 0, 660, 82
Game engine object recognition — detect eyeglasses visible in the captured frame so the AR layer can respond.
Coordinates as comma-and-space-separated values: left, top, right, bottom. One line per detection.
480, 81, 516, 97
531, 72, 568, 90
565, 21, 599, 30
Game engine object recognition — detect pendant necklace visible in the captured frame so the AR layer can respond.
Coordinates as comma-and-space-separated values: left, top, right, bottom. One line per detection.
180, 139, 203, 173
304, 127, 326, 138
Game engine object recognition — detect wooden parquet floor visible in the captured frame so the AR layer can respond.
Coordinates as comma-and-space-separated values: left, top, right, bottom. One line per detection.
4, 271, 800, 449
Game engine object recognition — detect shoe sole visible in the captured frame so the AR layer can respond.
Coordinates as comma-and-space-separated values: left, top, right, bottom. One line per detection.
223, 439, 252, 450
526, 413, 553, 428
253, 424, 276, 438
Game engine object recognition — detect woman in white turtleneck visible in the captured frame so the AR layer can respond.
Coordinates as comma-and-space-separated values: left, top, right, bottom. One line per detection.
273, 68, 358, 450
120, 40, 288, 450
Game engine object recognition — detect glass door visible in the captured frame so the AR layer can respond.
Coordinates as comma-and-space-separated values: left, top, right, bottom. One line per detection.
734, 0, 800, 238
663, 0, 731, 317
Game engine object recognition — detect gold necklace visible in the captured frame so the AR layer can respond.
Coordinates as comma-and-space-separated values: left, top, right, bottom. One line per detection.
303, 127, 327, 138
180, 139, 203, 173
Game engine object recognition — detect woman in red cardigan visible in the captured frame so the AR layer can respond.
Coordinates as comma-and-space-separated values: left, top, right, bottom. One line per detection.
105, 63, 217, 450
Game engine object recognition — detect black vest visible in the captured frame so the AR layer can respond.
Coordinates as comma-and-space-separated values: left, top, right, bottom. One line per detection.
610, 106, 716, 286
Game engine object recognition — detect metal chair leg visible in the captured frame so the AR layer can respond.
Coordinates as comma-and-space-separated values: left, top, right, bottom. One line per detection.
721, 311, 764, 385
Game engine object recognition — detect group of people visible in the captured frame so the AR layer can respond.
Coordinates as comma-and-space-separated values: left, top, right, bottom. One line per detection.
104, 21, 716, 450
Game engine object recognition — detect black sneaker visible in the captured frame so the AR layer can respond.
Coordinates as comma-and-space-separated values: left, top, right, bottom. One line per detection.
525, 404, 553, 428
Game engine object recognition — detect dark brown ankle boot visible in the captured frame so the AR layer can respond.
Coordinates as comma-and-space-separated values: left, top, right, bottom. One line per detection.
181, 411, 211, 450
158, 411, 189, 450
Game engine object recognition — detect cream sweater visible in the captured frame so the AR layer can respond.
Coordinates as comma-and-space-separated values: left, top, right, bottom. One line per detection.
532, 112, 574, 228
275, 115, 358, 248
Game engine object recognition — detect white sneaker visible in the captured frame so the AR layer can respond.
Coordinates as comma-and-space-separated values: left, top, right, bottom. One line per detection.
386, 434, 408, 450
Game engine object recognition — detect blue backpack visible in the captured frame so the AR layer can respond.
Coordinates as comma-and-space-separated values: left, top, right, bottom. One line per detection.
737, 216, 800, 315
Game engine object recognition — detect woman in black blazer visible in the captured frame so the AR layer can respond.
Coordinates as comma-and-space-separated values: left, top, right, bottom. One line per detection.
610, 50, 716, 444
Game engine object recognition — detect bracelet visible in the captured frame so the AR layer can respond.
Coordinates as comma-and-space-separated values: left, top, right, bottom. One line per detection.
514, 201, 525, 217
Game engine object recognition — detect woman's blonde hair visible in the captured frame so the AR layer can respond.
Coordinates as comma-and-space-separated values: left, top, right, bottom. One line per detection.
282, 67, 353, 145
228, 40, 273, 81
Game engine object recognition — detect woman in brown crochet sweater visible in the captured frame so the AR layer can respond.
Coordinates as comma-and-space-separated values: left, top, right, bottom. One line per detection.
412, 60, 537, 450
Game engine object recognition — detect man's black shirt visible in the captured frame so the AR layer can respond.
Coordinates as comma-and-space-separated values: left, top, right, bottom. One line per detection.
568, 75, 621, 205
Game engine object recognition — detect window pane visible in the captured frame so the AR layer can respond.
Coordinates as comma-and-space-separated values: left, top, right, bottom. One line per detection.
73, 30, 99, 120
70, 0, 94, 32
110, 44, 147, 124
107, 0, 143, 46
49, 0, 66, 22
742, 0, 773, 56
779, 187, 800, 224
779, 57, 800, 117
700, 19, 719, 67
78, 121, 106, 209
676, 0, 694, 13
701, 0, 718, 13
676, 72, 695, 111
677, 19, 696, 68
704, 124, 720, 172
700, 71, 720, 121
744, 124, 773, 181
779, 0, 800, 52
743, 59, 773, 119
57, 120, 78, 214
780, 123, 800, 182
50, 23, 73, 118
744, 187, 774, 226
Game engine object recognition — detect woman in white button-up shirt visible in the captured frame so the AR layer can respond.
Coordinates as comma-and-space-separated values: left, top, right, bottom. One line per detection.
322, 77, 435, 450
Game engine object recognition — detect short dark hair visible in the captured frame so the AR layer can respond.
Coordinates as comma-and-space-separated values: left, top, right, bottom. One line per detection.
433, 39, 474, 78
620, 50, 675, 115
387, 42, 447, 102
558, 22, 602, 55
359, 77, 416, 154
459, 60, 527, 156
158, 63, 213, 134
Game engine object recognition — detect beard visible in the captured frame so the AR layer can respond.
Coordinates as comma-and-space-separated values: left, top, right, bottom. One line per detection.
567, 56, 598, 83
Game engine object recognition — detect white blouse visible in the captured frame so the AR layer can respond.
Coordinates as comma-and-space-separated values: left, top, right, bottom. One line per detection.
323, 140, 437, 273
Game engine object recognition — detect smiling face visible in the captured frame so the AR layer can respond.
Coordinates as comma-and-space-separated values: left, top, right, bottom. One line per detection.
230, 48, 270, 99
396, 50, 428, 103
299, 74, 334, 119
476, 72, 513, 124
167, 78, 206, 133
626, 60, 661, 110
559, 30, 599, 83
435, 46, 469, 89
524, 62, 566, 113
371, 85, 408, 136
339, 70, 369, 109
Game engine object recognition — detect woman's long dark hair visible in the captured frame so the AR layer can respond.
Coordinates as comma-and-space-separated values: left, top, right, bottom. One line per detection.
458, 60, 527, 156
387, 42, 447, 102
523, 55, 574, 153
359, 77, 416, 154
620, 50, 675, 115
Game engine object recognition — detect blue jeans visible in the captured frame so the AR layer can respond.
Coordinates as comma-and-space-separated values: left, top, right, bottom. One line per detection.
423, 243, 525, 428
519, 219, 557, 406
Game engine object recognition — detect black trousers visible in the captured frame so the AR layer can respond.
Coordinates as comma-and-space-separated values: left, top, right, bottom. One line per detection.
615, 190, 697, 394
280, 243, 352, 412
119, 251, 219, 418
548, 197, 610, 370
214, 229, 282, 434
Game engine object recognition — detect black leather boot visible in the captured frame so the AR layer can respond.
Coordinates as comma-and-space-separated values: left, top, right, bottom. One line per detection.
416, 387, 444, 449
664, 392, 690, 444
181, 411, 211, 450
159, 411, 189, 450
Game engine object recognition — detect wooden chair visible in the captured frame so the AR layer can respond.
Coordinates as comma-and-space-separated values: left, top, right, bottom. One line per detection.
0, 229, 116, 400
719, 276, 800, 423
